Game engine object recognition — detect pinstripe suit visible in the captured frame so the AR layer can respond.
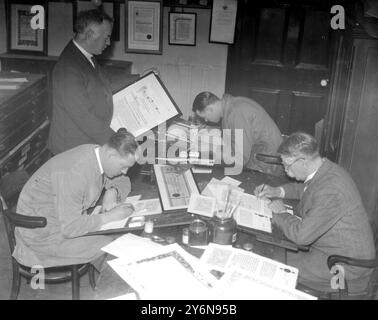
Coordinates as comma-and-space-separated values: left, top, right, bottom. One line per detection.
274, 159, 376, 292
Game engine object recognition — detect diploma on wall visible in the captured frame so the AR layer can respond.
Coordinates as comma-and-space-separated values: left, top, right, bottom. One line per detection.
110, 72, 182, 138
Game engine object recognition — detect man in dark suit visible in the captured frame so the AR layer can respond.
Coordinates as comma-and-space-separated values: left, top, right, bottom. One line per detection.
254, 132, 376, 293
48, 9, 115, 155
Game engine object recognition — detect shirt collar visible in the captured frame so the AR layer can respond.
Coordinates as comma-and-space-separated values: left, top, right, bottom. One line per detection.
94, 147, 104, 175
73, 40, 95, 67
304, 170, 317, 184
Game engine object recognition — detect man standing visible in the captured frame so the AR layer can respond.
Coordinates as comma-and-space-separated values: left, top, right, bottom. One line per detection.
255, 132, 376, 293
48, 9, 115, 155
14, 129, 138, 268
192, 92, 283, 176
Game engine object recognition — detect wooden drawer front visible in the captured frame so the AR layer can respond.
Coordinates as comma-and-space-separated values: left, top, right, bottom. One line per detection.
0, 125, 50, 176
0, 114, 48, 159
0, 91, 48, 139
1, 58, 54, 75
0, 79, 47, 116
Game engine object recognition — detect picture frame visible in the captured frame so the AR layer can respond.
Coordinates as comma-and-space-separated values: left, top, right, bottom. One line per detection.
153, 164, 199, 212
125, 0, 163, 54
168, 12, 196, 46
5, 0, 48, 55
209, 0, 237, 44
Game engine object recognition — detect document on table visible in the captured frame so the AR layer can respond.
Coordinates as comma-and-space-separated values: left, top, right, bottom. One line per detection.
101, 233, 162, 261
200, 243, 299, 290
107, 244, 218, 299
187, 193, 216, 217
99, 198, 162, 231
234, 207, 272, 233
215, 268, 317, 300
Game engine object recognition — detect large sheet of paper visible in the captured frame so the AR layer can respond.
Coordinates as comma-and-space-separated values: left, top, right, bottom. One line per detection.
200, 243, 298, 290
111, 72, 181, 138
107, 244, 218, 299
153, 164, 199, 211
215, 268, 317, 300
101, 233, 162, 261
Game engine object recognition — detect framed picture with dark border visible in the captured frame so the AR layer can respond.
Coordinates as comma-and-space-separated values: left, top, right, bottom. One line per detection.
125, 0, 163, 54
168, 12, 196, 46
5, 0, 48, 55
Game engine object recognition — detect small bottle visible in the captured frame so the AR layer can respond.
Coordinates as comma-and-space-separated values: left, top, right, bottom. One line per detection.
141, 220, 154, 238
182, 228, 189, 245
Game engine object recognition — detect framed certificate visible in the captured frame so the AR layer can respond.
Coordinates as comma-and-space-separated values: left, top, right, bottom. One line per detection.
209, 0, 237, 44
168, 12, 196, 46
125, 0, 163, 54
153, 164, 199, 212
111, 72, 182, 138
6, 0, 48, 55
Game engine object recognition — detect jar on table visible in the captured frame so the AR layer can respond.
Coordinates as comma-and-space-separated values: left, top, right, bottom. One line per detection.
211, 215, 237, 245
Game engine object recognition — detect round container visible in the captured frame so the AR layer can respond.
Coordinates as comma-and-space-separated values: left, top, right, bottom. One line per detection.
188, 219, 209, 246
211, 216, 237, 245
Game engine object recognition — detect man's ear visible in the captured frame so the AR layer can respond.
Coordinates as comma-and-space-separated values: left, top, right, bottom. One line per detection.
84, 28, 94, 41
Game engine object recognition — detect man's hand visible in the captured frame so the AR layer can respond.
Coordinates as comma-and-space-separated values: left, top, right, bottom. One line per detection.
268, 199, 287, 214
254, 184, 282, 198
102, 188, 118, 212
101, 203, 135, 225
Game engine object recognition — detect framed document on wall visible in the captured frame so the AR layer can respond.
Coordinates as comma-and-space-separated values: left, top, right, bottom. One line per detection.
168, 12, 196, 46
125, 0, 163, 54
111, 72, 182, 138
209, 0, 237, 44
5, 0, 48, 55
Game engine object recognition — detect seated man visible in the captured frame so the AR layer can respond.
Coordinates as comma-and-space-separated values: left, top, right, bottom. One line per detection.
13, 128, 138, 268
254, 132, 376, 293
192, 92, 283, 176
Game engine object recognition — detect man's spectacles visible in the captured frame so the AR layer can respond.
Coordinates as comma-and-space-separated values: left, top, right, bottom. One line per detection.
282, 157, 303, 171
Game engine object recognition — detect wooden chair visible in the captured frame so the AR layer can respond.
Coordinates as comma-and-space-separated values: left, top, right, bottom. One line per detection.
297, 232, 378, 300
0, 170, 97, 300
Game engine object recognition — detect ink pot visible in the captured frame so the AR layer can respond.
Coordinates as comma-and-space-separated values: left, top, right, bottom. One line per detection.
211, 216, 237, 245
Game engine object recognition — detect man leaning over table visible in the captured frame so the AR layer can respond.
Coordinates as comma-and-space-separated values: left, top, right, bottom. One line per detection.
13, 128, 138, 269
254, 132, 376, 293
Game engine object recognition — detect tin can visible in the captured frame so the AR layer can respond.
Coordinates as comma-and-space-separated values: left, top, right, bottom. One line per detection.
211, 216, 237, 245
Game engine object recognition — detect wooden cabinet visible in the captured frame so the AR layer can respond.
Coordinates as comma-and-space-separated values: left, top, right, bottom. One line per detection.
0, 72, 50, 178
322, 26, 378, 225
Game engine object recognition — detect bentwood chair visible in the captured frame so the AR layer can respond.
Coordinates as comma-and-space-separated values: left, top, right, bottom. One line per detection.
0, 170, 97, 300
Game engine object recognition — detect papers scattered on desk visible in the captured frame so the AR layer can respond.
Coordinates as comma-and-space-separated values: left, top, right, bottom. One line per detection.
101, 233, 162, 261
107, 244, 218, 300
191, 178, 273, 233
200, 243, 298, 290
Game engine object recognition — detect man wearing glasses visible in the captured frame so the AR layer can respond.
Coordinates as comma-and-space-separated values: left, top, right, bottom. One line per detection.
254, 132, 375, 294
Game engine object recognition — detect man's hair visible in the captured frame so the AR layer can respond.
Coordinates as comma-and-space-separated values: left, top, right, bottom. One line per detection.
192, 92, 219, 112
107, 128, 138, 157
278, 132, 319, 158
74, 9, 113, 34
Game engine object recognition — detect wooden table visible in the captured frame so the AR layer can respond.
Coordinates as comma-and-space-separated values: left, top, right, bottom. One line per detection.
91, 164, 300, 299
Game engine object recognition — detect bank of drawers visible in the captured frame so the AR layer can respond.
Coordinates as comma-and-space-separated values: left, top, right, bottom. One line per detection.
0, 73, 50, 178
